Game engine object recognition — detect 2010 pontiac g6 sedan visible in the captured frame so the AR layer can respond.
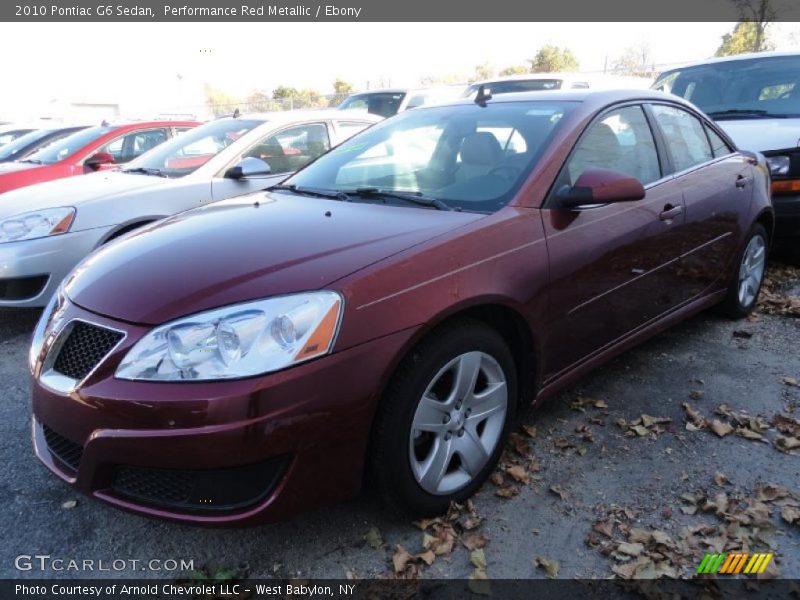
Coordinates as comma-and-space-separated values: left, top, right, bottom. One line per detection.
30, 90, 772, 525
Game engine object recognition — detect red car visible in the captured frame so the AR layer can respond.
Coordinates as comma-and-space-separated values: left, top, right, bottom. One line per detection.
0, 120, 198, 194
30, 90, 772, 525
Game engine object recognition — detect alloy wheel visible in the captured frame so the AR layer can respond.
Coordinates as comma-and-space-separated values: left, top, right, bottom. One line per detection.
738, 234, 766, 308
408, 351, 508, 495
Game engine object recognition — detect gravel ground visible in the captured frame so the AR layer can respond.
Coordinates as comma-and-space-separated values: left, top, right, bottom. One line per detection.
1, 264, 798, 582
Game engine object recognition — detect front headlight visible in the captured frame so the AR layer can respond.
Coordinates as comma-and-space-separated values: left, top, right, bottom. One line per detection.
766, 155, 791, 177
0, 207, 75, 244
116, 292, 343, 381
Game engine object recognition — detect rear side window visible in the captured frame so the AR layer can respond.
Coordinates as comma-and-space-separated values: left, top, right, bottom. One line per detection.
651, 105, 713, 172
705, 125, 733, 157
564, 105, 661, 186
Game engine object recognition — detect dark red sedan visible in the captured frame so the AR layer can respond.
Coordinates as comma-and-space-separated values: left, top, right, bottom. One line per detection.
30, 90, 772, 525
0, 120, 198, 194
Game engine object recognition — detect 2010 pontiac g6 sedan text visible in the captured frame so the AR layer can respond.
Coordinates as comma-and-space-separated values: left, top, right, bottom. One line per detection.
30, 90, 773, 525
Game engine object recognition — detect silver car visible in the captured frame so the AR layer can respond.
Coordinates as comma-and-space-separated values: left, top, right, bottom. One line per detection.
0, 110, 380, 308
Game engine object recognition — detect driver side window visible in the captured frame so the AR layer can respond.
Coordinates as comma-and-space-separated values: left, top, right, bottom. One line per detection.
565, 105, 661, 187
243, 123, 330, 175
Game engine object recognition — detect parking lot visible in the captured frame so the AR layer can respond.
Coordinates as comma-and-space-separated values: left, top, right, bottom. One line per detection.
1, 258, 798, 581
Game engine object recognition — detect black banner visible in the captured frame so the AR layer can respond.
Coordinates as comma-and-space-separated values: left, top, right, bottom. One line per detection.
3, 578, 800, 599
3, 0, 800, 22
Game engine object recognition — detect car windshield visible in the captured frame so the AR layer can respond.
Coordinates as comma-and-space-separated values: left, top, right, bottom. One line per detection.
284, 100, 575, 213
0, 129, 57, 161
339, 92, 406, 118
462, 79, 563, 98
24, 126, 114, 164
122, 118, 263, 178
653, 55, 800, 118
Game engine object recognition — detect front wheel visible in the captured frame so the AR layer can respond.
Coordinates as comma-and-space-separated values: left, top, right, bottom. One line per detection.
370, 320, 517, 516
720, 223, 768, 319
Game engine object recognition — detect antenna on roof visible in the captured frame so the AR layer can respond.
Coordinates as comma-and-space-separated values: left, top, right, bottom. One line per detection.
474, 85, 492, 108
100, 119, 109, 127
233, 108, 240, 118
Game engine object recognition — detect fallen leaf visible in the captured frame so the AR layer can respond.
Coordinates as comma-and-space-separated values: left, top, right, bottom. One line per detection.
713, 472, 729, 486
534, 556, 559, 578
522, 425, 537, 438
776, 435, 800, 453
506, 464, 529, 484
782, 377, 799, 387
489, 472, 504, 487
508, 432, 529, 455
468, 568, 491, 595
462, 516, 482, 531
416, 550, 436, 566
549, 485, 568, 501
392, 545, 413, 574
462, 533, 489, 550
710, 419, 734, 437
61, 500, 77, 509
630, 425, 650, 437
781, 506, 800, 525
616, 542, 644, 557
689, 390, 704, 400
470, 548, 487, 570
593, 519, 614, 538
364, 527, 384, 549
594, 399, 608, 409
495, 486, 520, 499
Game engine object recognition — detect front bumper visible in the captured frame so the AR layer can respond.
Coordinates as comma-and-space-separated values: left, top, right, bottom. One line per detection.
0, 227, 108, 308
773, 193, 800, 238
31, 300, 416, 525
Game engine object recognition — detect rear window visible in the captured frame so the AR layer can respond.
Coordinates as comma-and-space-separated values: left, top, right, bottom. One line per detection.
339, 93, 406, 118
653, 55, 800, 118
462, 80, 563, 97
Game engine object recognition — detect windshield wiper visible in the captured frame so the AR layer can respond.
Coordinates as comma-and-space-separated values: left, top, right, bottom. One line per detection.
269, 184, 351, 202
347, 187, 452, 211
122, 167, 168, 177
18, 158, 43, 164
706, 109, 781, 119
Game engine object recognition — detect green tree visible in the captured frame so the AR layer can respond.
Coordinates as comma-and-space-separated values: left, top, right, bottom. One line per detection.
245, 90, 272, 112
204, 85, 239, 117
529, 45, 579, 73
472, 62, 496, 82
715, 20, 775, 56
612, 44, 656, 77
499, 65, 529, 76
333, 79, 354, 95
272, 85, 300, 100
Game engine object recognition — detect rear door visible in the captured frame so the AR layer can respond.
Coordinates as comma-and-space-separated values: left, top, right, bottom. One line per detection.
541, 104, 687, 379
648, 103, 750, 301
211, 122, 332, 201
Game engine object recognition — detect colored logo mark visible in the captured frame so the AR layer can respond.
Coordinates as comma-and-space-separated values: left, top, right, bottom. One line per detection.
696, 552, 773, 575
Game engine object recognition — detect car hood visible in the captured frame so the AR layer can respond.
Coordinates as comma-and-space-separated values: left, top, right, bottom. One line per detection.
717, 118, 800, 152
0, 170, 170, 218
65, 192, 485, 325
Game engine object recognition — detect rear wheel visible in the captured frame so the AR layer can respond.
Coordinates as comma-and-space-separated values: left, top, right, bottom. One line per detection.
370, 320, 517, 516
720, 223, 768, 319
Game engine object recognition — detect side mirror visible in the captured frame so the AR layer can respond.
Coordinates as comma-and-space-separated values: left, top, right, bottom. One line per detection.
85, 151, 115, 171
556, 168, 645, 209
224, 157, 272, 180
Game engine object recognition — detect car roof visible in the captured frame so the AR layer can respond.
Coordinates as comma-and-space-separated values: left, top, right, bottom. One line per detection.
228, 109, 383, 123
659, 50, 800, 73
432, 88, 683, 108
103, 120, 200, 130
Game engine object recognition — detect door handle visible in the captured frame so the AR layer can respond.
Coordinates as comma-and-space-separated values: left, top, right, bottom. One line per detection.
659, 204, 682, 221
736, 175, 752, 189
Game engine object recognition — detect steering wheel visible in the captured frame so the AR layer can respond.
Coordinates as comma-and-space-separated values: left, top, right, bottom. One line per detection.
488, 165, 522, 180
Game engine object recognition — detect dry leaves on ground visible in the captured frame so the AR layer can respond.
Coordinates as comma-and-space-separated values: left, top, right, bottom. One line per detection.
757, 264, 800, 317
616, 414, 671, 438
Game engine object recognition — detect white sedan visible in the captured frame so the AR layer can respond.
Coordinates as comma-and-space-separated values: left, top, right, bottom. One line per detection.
0, 110, 381, 307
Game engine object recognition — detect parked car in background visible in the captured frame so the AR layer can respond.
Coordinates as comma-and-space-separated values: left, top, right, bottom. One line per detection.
0, 120, 199, 194
0, 126, 88, 163
0, 110, 379, 308
653, 51, 800, 237
29, 90, 771, 525
0, 124, 36, 146
462, 73, 652, 98
338, 87, 464, 118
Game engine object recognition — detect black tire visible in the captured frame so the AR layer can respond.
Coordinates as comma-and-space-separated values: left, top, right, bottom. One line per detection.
719, 223, 768, 319
369, 319, 518, 516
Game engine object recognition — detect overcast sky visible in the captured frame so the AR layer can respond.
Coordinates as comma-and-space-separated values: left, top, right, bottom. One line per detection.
1, 22, 797, 119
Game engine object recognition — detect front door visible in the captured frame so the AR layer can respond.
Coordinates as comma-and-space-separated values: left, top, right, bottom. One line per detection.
541, 104, 687, 380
